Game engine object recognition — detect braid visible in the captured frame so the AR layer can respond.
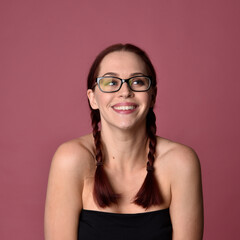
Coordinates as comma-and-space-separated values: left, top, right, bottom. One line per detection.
91, 109, 120, 208
133, 108, 162, 209
91, 110, 102, 165
147, 108, 157, 171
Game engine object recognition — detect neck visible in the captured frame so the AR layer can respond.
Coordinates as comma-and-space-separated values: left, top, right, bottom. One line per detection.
100, 122, 149, 173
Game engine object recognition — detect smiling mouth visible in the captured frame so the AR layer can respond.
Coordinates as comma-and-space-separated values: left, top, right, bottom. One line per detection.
113, 105, 136, 110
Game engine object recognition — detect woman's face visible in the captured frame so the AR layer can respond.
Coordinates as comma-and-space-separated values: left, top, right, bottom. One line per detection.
87, 51, 154, 131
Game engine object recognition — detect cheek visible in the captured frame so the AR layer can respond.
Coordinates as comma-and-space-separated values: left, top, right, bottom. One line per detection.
95, 93, 112, 108
144, 93, 153, 106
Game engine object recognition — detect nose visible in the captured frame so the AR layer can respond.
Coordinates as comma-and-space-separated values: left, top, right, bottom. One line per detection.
118, 82, 133, 98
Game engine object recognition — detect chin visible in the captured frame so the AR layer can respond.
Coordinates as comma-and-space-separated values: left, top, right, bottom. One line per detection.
115, 121, 142, 131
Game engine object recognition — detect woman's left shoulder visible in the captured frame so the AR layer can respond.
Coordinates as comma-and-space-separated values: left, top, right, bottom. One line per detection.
155, 136, 201, 174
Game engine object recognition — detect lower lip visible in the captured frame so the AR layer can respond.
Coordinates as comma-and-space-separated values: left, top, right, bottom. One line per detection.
112, 107, 137, 114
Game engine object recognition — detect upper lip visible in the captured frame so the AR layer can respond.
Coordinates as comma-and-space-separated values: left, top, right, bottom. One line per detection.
112, 102, 138, 108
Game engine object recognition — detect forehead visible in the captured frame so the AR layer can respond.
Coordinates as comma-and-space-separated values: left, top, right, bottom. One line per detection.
98, 51, 147, 76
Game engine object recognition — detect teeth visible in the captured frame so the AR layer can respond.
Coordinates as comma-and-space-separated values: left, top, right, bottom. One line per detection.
114, 105, 136, 110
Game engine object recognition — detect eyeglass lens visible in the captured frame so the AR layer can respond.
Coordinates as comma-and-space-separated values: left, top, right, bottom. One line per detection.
99, 76, 150, 92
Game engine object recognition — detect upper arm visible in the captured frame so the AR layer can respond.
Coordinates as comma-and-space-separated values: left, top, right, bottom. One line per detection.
44, 141, 90, 240
169, 146, 204, 240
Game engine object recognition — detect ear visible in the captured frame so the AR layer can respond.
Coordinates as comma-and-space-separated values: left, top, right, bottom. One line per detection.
87, 89, 99, 110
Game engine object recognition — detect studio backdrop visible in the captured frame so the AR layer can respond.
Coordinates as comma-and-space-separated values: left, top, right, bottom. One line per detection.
0, 0, 239, 239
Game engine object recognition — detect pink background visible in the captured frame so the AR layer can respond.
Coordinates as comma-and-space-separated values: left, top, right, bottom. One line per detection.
1, 0, 239, 239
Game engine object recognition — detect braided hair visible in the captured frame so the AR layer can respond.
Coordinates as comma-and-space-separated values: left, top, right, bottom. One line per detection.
87, 43, 162, 208
133, 107, 162, 207
91, 109, 120, 207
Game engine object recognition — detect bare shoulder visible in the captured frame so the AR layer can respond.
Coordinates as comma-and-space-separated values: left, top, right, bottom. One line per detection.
156, 136, 200, 167
44, 134, 96, 239
156, 137, 203, 239
50, 133, 96, 178
155, 136, 201, 182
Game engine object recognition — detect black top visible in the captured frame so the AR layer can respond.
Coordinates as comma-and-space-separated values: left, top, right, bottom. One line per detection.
78, 208, 172, 240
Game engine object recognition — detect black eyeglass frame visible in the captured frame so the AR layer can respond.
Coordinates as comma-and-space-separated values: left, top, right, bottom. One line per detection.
95, 75, 152, 93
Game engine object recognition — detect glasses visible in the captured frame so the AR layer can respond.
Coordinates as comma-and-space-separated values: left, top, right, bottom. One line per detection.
96, 76, 152, 93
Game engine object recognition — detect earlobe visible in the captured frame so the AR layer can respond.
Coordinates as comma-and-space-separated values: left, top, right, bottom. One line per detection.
87, 89, 99, 110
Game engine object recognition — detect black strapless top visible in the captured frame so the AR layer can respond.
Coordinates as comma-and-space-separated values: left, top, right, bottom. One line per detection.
78, 208, 172, 240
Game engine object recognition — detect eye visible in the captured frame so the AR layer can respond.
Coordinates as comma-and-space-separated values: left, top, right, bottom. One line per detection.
132, 77, 146, 86
108, 79, 118, 86
101, 77, 120, 87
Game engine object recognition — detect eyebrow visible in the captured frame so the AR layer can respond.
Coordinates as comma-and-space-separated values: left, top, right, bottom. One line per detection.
130, 72, 146, 77
102, 72, 146, 77
102, 72, 118, 77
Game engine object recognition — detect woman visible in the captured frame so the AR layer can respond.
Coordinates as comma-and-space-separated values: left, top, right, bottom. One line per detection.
44, 44, 203, 240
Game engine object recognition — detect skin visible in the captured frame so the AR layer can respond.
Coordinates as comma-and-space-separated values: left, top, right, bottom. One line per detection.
44, 51, 203, 239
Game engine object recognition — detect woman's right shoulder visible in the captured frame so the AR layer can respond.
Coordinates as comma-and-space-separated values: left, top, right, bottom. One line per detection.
50, 133, 96, 177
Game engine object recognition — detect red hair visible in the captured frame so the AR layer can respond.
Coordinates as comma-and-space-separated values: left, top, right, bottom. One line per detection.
87, 43, 162, 208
